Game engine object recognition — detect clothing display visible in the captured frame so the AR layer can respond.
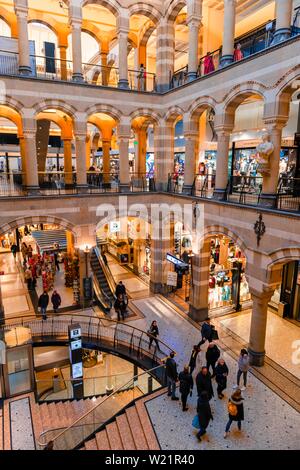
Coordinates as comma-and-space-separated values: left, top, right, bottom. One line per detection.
203, 54, 215, 74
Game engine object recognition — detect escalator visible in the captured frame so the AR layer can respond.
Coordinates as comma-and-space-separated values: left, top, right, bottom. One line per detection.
90, 246, 116, 312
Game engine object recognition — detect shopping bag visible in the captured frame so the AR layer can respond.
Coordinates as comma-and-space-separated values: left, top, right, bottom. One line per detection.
192, 415, 200, 429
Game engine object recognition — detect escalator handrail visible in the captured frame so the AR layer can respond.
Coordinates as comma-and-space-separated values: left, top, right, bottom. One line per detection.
92, 274, 112, 310
94, 246, 117, 300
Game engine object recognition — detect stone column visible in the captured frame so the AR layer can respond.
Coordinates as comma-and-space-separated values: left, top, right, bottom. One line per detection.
86, 135, 91, 169
102, 138, 111, 184
118, 120, 131, 191
75, 134, 87, 188
248, 288, 273, 366
156, 18, 174, 92
70, 18, 83, 82
259, 121, 285, 208
183, 130, 199, 193
22, 129, 39, 191
63, 138, 73, 187
137, 128, 147, 175
101, 51, 108, 86
15, 6, 31, 75
189, 240, 211, 322
150, 213, 170, 294
220, 0, 236, 67
59, 44, 68, 80
272, 0, 293, 44
117, 15, 129, 89
18, 135, 27, 186
154, 121, 173, 191
214, 127, 232, 200
187, 18, 201, 81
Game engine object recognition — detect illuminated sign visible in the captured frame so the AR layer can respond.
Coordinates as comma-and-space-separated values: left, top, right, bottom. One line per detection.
166, 253, 189, 269
110, 221, 121, 233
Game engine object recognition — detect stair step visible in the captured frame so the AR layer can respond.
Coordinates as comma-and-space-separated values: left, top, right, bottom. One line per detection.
84, 438, 98, 450
29, 395, 43, 445
135, 400, 160, 450
95, 430, 111, 450
125, 406, 148, 450
39, 403, 52, 431
106, 422, 123, 450
116, 414, 136, 450
47, 402, 60, 428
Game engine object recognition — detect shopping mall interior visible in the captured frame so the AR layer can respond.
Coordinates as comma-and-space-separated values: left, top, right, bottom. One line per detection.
0, 0, 299, 453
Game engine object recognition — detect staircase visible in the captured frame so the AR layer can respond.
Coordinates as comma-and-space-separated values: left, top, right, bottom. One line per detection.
91, 247, 115, 305
80, 393, 161, 450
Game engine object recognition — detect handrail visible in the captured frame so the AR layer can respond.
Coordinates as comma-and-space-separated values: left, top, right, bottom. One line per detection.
92, 272, 112, 310
94, 246, 116, 299
37, 363, 166, 449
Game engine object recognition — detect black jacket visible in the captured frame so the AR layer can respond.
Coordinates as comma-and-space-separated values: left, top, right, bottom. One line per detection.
114, 298, 127, 312
215, 363, 229, 387
228, 397, 244, 421
165, 357, 178, 381
149, 324, 159, 337
189, 349, 199, 369
196, 371, 214, 399
201, 322, 212, 341
197, 396, 213, 428
178, 371, 193, 395
206, 345, 221, 364
115, 284, 126, 296
51, 293, 61, 309
38, 293, 49, 308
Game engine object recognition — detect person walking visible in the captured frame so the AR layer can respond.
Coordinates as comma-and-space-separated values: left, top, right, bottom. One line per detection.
38, 291, 49, 320
234, 349, 250, 391
10, 243, 18, 260
206, 342, 221, 378
115, 281, 126, 298
54, 252, 60, 271
165, 352, 179, 400
178, 365, 193, 411
224, 388, 244, 438
198, 319, 213, 346
215, 358, 229, 399
21, 242, 28, 262
196, 366, 214, 401
27, 244, 33, 259
148, 320, 160, 350
51, 290, 61, 313
114, 293, 127, 322
24, 266, 33, 291
196, 391, 213, 441
189, 345, 200, 375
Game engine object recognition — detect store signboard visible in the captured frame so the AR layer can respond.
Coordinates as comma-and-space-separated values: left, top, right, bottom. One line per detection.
167, 271, 178, 287
166, 252, 189, 269
110, 221, 121, 233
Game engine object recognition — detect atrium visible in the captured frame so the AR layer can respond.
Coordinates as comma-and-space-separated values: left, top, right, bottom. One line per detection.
0, 0, 299, 454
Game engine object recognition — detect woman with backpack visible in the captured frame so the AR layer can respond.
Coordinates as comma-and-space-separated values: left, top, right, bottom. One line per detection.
224, 388, 244, 438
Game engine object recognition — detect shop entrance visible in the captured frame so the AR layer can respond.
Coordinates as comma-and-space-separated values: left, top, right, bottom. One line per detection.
270, 260, 300, 322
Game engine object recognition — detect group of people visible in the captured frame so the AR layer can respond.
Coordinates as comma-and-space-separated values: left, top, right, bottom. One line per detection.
163, 318, 250, 442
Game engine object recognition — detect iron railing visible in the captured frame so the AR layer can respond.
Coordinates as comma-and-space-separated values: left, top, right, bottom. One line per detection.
225, 175, 263, 205
276, 177, 300, 212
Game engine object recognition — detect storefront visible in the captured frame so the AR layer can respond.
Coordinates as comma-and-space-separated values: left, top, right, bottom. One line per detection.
208, 236, 251, 312
270, 261, 300, 322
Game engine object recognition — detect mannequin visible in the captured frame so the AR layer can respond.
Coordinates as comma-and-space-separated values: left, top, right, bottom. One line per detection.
256, 132, 274, 175
234, 43, 244, 62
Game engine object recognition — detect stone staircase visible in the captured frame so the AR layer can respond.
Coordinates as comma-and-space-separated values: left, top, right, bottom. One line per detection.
1, 387, 144, 450
81, 390, 162, 451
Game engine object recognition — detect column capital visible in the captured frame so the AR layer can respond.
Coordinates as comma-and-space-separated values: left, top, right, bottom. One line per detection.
14, 5, 28, 17
249, 285, 274, 301
186, 16, 202, 28
74, 133, 86, 141
184, 130, 198, 140
214, 126, 232, 138
69, 17, 82, 29
263, 117, 288, 131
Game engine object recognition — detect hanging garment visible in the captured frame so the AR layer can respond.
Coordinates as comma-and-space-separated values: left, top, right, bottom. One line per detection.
233, 48, 244, 62
203, 55, 215, 75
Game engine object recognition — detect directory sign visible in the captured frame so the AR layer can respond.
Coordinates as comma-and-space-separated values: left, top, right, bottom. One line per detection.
166, 253, 189, 269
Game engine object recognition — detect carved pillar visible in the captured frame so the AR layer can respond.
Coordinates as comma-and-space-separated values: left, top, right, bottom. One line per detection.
214, 127, 232, 199
272, 0, 293, 44
248, 288, 274, 366
220, 0, 236, 67
15, 6, 31, 75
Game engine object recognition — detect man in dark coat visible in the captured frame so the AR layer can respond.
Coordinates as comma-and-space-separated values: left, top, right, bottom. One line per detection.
165, 352, 179, 400
198, 319, 212, 346
114, 294, 127, 321
178, 365, 193, 411
215, 358, 229, 398
206, 342, 221, 377
51, 290, 61, 313
196, 391, 213, 441
188, 345, 200, 375
196, 367, 214, 400
38, 291, 49, 320
115, 281, 126, 298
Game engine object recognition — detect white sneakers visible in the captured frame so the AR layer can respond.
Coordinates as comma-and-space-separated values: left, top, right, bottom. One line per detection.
224, 432, 229, 439
240, 386, 246, 391
232, 384, 238, 389
233, 384, 246, 390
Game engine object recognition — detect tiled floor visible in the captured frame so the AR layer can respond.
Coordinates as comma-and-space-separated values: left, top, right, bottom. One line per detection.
9, 398, 35, 450
219, 310, 300, 379
129, 297, 300, 450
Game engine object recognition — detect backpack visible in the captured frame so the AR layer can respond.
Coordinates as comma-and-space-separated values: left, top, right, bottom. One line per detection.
228, 401, 238, 416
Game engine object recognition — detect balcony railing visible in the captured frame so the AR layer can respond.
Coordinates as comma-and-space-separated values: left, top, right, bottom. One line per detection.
276, 177, 300, 212
0, 51, 156, 92
225, 175, 263, 206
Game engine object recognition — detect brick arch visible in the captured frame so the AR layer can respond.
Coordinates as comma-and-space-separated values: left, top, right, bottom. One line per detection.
201, 225, 248, 258
130, 108, 161, 124
85, 104, 122, 122
267, 247, 300, 271
139, 20, 156, 47
128, 4, 161, 24
0, 216, 76, 239
0, 12, 13, 32
32, 100, 78, 120
27, 18, 59, 38
165, 105, 184, 124
82, 0, 121, 17
0, 96, 25, 117
223, 82, 266, 114
166, 0, 186, 23
189, 96, 217, 121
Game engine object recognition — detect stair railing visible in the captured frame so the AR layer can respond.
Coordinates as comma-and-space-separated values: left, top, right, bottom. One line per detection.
37, 364, 166, 450
93, 246, 117, 299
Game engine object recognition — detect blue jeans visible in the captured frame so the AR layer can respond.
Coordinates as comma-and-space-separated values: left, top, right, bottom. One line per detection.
197, 425, 207, 438
41, 307, 47, 319
237, 369, 247, 387
225, 418, 241, 432
167, 376, 176, 398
